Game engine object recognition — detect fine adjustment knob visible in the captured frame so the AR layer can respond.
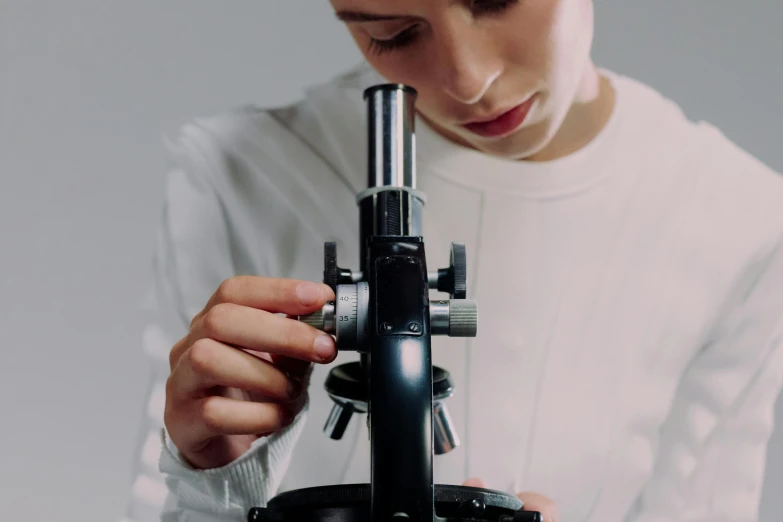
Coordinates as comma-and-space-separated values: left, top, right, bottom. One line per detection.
448, 299, 478, 337
298, 303, 335, 333
430, 299, 478, 337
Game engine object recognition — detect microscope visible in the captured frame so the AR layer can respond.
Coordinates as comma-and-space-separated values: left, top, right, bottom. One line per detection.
248, 84, 542, 522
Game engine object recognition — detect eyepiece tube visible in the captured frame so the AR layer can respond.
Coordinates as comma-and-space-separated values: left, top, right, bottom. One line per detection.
359, 84, 424, 247
364, 84, 417, 190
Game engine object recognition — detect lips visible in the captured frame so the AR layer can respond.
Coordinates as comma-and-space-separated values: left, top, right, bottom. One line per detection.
462, 95, 537, 138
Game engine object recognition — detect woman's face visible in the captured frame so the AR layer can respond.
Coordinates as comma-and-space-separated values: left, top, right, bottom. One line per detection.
330, 0, 598, 160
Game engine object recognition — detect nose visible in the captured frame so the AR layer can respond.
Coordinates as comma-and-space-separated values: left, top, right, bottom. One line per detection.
435, 22, 503, 105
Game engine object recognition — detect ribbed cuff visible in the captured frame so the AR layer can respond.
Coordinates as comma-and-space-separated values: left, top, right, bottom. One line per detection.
158, 399, 309, 519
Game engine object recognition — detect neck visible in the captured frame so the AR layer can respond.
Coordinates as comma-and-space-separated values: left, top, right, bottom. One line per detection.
525, 62, 616, 162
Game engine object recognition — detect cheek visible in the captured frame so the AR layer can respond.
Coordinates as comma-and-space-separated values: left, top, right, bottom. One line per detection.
359, 53, 443, 113
501, 0, 591, 82
496, 2, 560, 72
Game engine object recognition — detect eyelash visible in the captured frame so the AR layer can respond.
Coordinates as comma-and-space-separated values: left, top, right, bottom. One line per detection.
367, 0, 520, 56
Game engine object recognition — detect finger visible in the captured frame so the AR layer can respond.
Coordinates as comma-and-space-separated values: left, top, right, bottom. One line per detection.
171, 338, 304, 402
247, 377, 310, 413
169, 335, 190, 370
192, 302, 337, 363
516, 492, 559, 522
462, 477, 486, 488
268, 353, 314, 376
175, 396, 297, 448
193, 276, 334, 325
232, 347, 313, 378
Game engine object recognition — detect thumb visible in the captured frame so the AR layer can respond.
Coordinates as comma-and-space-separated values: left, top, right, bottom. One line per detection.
462, 477, 486, 488
516, 492, 559, 522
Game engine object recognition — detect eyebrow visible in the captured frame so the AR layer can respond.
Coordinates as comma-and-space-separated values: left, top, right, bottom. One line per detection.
335, 10, 408, 22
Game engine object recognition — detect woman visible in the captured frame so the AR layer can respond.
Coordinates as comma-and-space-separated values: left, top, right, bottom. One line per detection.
132, 1, 783, 521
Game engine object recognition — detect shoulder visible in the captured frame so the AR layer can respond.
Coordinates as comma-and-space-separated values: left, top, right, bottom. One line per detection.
157, 64, 383, 262
687, 111, 783, 257
163, 102, 331, 190
158, 65, 382, 277
604, 69, 783, 322
163, 62, 379, 195
611, 68, 783, 248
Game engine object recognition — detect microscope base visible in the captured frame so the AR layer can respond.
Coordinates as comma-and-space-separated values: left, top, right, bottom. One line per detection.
248, 484, 541, 522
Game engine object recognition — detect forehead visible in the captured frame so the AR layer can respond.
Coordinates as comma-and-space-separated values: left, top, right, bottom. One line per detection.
331, 0, 453, 12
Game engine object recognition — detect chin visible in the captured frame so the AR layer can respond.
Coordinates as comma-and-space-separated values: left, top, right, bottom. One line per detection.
437, 105, 551, 159
465, 127, 552, 161
422, 109, 553, 161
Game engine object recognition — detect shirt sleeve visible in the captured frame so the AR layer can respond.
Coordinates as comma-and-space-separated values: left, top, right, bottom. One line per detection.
627, 234, 783, 522
120, 123, 309, 522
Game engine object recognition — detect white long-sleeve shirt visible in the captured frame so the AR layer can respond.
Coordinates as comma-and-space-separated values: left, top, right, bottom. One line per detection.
121, 62, 783, 522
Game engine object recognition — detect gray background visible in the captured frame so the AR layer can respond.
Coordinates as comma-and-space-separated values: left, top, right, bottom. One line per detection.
0, 1, 780, 521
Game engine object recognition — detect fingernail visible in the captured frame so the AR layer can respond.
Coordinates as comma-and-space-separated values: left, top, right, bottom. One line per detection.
313, 334, 335, 362
296, 282, 324, 306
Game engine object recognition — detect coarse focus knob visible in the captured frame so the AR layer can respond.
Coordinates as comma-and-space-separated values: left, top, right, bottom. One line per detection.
323, 242, 339, 289
430, 299, 478, 337
322, 242, 355, 292
449, 242, 467, 299
296, 283, 368, 351
434, 242, 468, 299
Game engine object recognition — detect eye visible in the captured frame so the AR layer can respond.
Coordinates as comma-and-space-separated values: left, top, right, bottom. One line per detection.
366, 0, 520, 57
472, 0, 520, 15
367, 25, 421, 56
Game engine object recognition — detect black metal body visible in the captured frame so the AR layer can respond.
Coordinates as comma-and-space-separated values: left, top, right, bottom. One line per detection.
247, 84, 542, 522
366, 236, 433, 521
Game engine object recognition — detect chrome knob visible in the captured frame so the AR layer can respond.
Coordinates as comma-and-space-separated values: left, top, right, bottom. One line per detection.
298, 302, 335, 333
430, 299, 478, 337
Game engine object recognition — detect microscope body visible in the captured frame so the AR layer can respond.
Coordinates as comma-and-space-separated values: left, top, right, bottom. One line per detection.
248, 85, 541, 522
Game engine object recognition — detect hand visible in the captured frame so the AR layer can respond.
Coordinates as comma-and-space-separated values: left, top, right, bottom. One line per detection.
515, 491, 559, 522
462, 478, 560, 522
164, 276, 337, 470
